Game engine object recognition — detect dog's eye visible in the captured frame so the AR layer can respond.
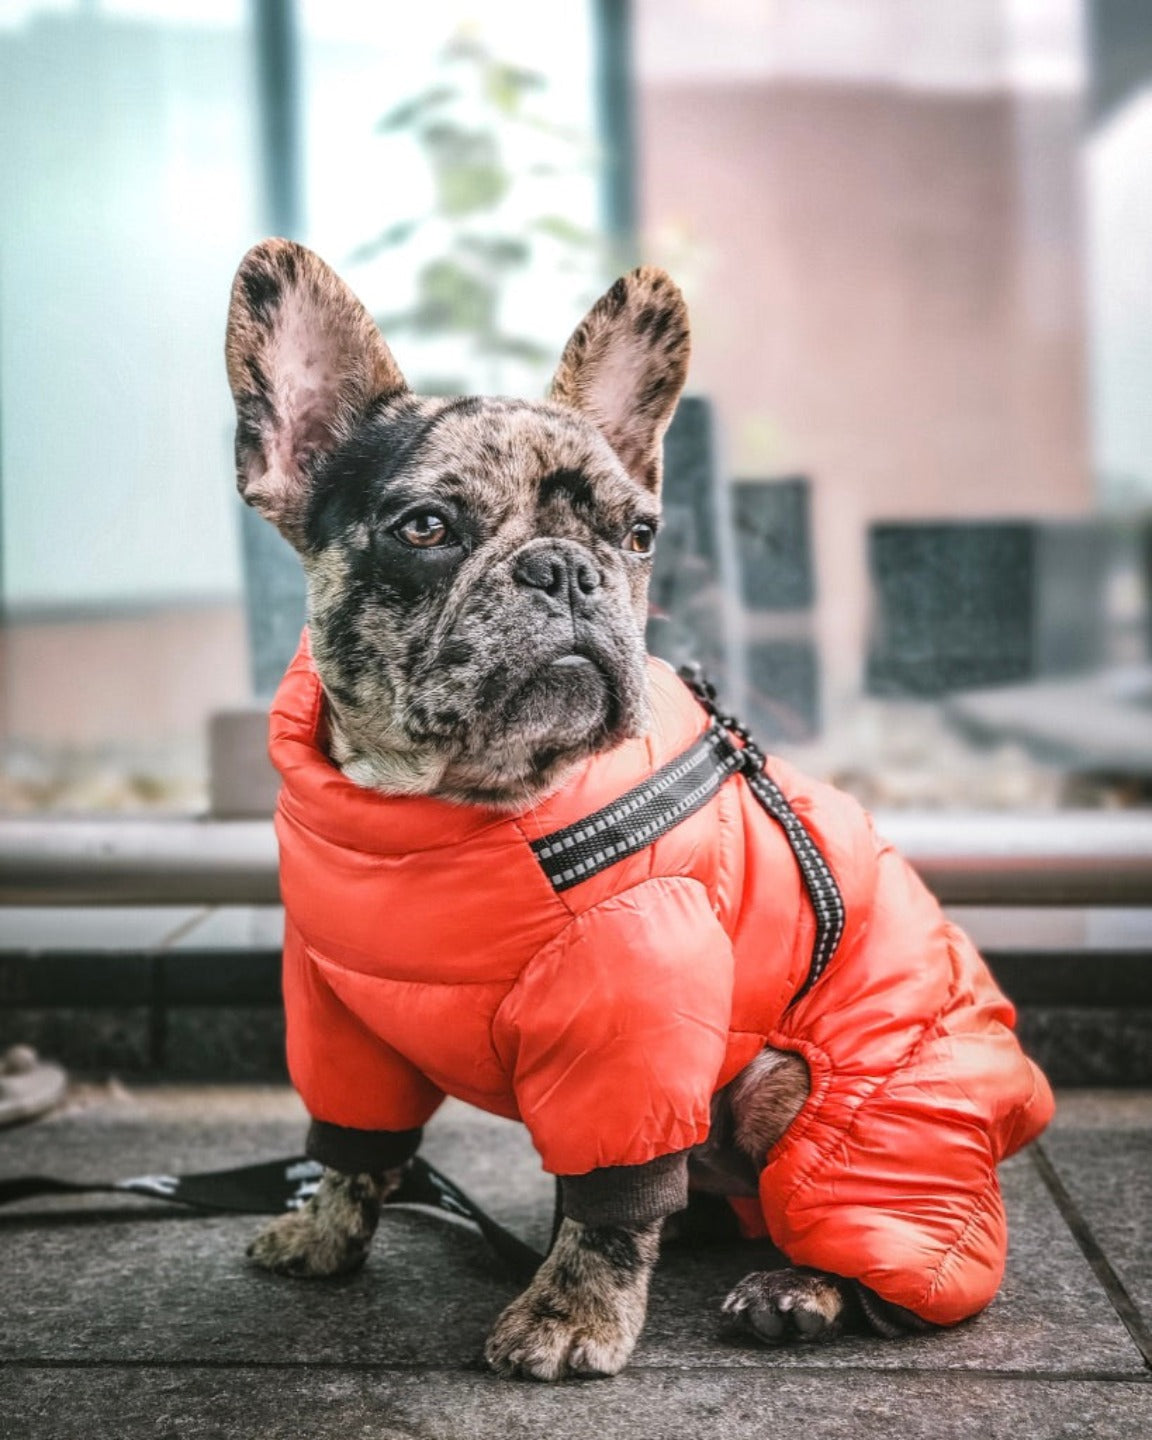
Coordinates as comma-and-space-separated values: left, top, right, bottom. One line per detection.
396, 512, 452, 549
625, 522, 656, 555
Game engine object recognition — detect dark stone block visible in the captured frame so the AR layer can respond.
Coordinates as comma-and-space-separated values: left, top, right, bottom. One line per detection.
0, 1007, 152, 1073
161, 951, 281, 1006
659, 396, 719, 570
867, 523, 1034, 695
648, 397, 730, 677
0, 952, 154, 1007
238, 501, 307, 698
163, 1007, 287, 1080
742, 640, 819, 742
986, 952, 1152, 1008
731, 477, 814, 611
866, 522, 1114, 698
1015, 1007, 1152, 1085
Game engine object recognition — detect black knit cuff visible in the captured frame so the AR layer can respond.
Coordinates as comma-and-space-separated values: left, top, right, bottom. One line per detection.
559, 1151, 690, 1227
306, 1120, 423, 1175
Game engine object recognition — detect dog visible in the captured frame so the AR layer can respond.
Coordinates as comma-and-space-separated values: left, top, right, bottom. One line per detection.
224, 239, 1053, 1380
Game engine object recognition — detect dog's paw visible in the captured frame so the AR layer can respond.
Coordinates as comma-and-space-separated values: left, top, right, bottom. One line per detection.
720, 1267, 848, 1346
484, 1289, 639, 1382
246, 1207, 369, 1277
246, 1172, 382, 1278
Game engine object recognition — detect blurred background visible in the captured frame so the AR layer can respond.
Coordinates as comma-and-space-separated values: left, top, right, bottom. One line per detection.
1, 0, 1151, 819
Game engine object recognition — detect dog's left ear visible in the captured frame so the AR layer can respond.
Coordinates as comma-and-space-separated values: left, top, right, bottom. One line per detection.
550, 267, 690, 494
225, 238, 408, 549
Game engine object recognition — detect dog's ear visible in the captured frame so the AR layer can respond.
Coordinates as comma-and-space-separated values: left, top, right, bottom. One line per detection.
549, 267, 690, 494
225, 238, 407, 547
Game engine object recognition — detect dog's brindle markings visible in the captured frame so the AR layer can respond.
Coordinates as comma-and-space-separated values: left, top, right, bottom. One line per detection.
226, 239, 928, 1380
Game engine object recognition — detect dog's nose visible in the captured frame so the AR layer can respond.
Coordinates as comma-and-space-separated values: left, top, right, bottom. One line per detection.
513, 543, 601, 603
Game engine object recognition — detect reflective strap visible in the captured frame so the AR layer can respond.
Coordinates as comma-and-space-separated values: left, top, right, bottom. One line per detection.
531, 722, 743, 891
531, 678, 846, 1001
743, 766, 846, 1001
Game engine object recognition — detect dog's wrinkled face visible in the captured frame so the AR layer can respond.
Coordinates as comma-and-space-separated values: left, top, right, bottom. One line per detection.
225, 240, 690, 806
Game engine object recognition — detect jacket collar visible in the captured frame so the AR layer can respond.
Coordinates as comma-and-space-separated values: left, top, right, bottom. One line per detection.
269, 630, 708, 857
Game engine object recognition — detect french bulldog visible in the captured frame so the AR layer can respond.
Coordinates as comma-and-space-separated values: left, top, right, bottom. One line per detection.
223, 240, 1005, 1380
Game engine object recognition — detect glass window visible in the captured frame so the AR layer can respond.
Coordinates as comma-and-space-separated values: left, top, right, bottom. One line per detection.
1, 0, 1148, 820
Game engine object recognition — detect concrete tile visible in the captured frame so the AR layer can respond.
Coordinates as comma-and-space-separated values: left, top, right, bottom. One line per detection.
3, 1368, 1152, 1440
1041, 1128, 1152, 1335
0, 1097, 1143, 1376
638, 1150, 1146, 1374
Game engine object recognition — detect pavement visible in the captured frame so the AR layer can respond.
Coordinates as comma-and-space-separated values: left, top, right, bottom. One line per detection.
1, 1083, 1150, 1440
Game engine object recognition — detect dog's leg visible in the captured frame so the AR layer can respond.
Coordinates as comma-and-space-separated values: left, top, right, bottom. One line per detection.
247, 1167, 402, 1278
703, 1045, 853, 1341
484, 1217, 662, 1381
715, 1045, 936, 1342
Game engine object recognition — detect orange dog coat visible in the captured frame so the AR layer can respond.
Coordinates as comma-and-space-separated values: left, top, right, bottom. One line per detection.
270, 631, 1053, 1324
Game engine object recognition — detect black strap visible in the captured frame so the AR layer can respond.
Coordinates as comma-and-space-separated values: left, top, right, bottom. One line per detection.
530, 664, 845, 1001
676, 665, 845, 1001
531, 722, 743, 890
0, 1155, 544, 1282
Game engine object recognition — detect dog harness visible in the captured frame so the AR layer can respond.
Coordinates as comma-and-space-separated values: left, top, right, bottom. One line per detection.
270, 631, 1054, 1325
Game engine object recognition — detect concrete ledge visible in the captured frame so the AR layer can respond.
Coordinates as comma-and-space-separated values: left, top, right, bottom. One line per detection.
3, 812, 1152, 906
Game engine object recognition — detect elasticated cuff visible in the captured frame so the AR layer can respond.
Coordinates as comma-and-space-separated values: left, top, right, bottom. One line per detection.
306, 1119, 423, 1175
559, 1150, 690, 1227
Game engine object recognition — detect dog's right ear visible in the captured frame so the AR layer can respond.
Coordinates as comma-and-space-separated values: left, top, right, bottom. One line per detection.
225, 239, 407, 548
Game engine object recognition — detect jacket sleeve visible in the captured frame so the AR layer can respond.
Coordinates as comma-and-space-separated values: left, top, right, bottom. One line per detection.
283, 920, 444, 1136
493, 876, 735, 1180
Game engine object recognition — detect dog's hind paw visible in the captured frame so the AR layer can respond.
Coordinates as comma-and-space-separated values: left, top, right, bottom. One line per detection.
246, 1171, 383, 1279
720, 1267, 848, 1345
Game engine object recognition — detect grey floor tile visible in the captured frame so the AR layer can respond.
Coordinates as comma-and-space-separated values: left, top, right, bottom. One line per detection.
637, 1150, 1146, 1374
1041, 1128, 1152, 1337
2, 1368, 1151, 1440
0, 1095, 1143, 1376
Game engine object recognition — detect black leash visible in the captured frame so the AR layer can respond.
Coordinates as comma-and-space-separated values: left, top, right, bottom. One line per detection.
0, 1154, 545, 1282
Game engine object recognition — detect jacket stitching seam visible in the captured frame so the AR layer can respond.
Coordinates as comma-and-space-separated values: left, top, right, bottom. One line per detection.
916, 1171, 1001, 1311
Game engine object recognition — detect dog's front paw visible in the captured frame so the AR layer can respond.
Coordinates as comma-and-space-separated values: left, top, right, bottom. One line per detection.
484, 1285, 640, 1381
246, 1171, 383, 1278
720, 1267, 848, 1345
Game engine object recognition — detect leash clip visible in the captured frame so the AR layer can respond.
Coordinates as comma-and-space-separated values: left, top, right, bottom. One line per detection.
677, 665, 765, 774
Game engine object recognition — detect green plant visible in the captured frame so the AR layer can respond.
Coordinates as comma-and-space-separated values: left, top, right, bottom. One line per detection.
352, 31, 602, 397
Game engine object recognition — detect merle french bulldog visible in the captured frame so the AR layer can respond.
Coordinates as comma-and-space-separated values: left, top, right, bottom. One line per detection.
223, 240, 936, 1380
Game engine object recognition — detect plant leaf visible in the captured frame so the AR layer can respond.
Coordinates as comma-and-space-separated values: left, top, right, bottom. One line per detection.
376, 85, 457, 133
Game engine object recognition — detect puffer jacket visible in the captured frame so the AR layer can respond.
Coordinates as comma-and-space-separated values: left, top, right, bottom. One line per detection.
270, 630, 1054, 1325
